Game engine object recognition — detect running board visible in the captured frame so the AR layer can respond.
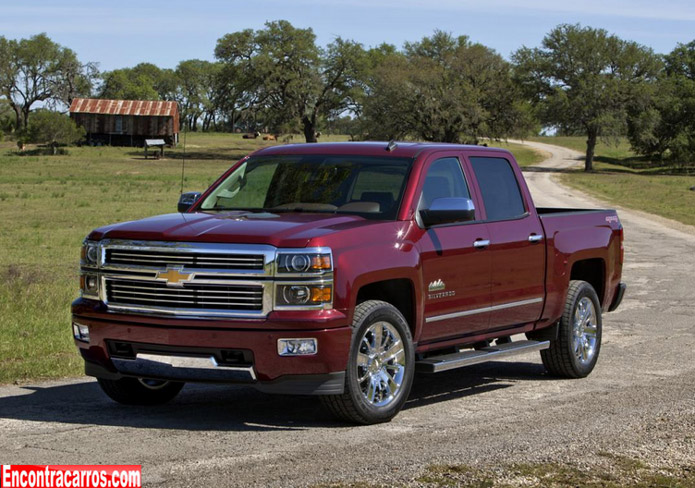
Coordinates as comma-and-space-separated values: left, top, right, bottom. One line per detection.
416, 340, 550, 373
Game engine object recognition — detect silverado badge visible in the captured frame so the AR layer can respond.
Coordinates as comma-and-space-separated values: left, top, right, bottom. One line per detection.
157, 266, 193, 287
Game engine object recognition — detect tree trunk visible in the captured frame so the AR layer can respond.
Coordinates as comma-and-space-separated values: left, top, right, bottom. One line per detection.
12, 105, 22, 133
585, 129, 597, 172
51, 142, 57, 155
22, 106, 31, 130
302, 116, 317, 143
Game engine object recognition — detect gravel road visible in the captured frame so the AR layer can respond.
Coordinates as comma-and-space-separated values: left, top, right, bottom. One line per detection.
1, 141, 693, 486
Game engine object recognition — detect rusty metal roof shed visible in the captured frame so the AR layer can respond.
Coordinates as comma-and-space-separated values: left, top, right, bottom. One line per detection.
69, 98, 178, 117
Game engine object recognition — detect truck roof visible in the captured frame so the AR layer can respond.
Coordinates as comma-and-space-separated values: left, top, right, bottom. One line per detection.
252, 141, 512, 159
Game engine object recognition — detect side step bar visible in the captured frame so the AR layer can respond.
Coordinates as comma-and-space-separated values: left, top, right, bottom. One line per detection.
416, 340, 550, 373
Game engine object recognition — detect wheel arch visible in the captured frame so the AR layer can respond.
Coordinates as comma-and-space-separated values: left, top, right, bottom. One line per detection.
569, 258, 606, 307
355, 278, 417, 338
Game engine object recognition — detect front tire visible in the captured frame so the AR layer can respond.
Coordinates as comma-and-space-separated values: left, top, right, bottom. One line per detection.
97, 377, 184, 405
321, 300, 415, 424
542, 280, 602, 378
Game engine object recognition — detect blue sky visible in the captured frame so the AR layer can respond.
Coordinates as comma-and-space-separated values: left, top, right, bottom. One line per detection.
2, 0, 694, 71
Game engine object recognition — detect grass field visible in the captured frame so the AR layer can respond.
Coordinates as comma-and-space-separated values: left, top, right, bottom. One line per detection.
316, 452, 695, 487
0, 134, 543, 383
531, 136, 695, 226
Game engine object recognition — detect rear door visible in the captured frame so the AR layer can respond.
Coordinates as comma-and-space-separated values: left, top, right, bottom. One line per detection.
465, 154, 545, 329
416, 153, 492, 343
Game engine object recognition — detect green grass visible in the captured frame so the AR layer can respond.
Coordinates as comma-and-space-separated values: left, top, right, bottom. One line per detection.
0, 133, 540, 383
529, 136, 637, 162
493, 141, 547, 167
314, 455, 695, 487
530, 136, 695, 226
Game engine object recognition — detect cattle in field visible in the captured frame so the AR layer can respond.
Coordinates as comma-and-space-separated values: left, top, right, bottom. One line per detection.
243, 131, 260, 139
263, 134, 276, 141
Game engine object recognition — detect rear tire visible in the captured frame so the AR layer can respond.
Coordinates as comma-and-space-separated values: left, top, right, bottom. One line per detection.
321, 300, 414, 424
541, 280, 602, 378
97, 377, 184, 405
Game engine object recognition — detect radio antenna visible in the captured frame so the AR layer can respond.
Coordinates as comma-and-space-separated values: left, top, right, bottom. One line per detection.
179, 120, 187, 195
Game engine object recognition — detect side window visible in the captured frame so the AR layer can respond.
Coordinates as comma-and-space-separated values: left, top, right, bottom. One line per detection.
469, 157, 526, 221
419, 157, 470, 209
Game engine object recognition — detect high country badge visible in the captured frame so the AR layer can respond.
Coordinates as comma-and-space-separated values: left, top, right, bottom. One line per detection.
428, 279, 455, 299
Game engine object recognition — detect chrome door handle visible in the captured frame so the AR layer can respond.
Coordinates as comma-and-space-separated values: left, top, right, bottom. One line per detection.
473, 239, 490, 249
528, 234, 543, 243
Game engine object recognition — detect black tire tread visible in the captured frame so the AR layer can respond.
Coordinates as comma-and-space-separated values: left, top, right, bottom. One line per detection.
541, 280, 600, 378
97, 377, 184, 405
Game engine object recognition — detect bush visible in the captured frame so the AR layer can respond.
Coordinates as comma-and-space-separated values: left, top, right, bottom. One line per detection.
27, 110, 85, 155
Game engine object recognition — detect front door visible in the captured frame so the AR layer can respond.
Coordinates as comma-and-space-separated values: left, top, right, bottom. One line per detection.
416, 155, 492, 344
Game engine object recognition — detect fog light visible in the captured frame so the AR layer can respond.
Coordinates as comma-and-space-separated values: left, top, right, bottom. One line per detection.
85, 275, 98, 292
72, 322, 90, 342
277, 338, 317, 356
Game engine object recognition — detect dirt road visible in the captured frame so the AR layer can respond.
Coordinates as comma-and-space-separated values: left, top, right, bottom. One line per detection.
1, 142, 693, 486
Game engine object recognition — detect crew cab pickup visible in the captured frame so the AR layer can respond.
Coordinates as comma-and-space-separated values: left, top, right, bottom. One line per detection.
72, 142, 625, 424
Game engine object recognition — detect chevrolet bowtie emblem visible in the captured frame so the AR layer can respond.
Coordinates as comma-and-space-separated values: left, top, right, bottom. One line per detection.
157, 267, 192, 287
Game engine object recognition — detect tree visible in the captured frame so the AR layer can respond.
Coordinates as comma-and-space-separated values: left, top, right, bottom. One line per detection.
300, 38, 367, 142
628, 41, 695, 163
174, 60, 221, 131
99, 69, 160, 100
513, 24, 661, 171
27, 109, 85, 154
215, 21, 367, 142
0, 33, 94, 130
362, 32, 533, 143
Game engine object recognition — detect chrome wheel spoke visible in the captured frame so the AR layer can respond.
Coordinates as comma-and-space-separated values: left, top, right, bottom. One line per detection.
367, 378, 377, 403
357, 352, 370, 368
381, 342, 404, 363
357, 368, 370, 383
373, 324, 384, 351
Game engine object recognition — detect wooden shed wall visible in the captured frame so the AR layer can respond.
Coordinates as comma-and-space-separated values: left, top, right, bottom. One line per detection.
71, 114, 178, 137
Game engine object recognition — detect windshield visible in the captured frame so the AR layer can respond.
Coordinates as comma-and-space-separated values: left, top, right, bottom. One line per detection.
199, 154, 413, 220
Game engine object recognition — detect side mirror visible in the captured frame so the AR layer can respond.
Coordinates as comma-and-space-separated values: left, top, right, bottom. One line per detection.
420, 197, 476, 227
178, 192, 202, 213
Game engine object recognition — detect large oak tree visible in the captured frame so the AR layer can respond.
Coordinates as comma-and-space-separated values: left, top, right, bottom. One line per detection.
513, 24, 660, 171
215, 21, 366, 142
0, 33, 94, 130
363, 32, 534, 143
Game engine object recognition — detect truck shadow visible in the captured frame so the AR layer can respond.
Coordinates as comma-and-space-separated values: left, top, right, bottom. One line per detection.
0, 362, 549, 432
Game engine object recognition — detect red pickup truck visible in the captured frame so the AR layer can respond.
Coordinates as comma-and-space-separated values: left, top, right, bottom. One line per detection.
72, 142, 625, 424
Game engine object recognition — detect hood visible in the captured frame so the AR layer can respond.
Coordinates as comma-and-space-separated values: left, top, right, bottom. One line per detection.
88, 211, 378, 248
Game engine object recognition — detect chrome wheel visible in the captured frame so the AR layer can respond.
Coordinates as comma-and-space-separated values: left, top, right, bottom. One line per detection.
572, 296, 598, 365
356, 321, 407, 408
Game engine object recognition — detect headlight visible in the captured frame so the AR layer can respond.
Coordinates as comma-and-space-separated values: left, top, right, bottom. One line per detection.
81, 240, 99, 267
276, 284, 332, 306
276, 252, 331, 274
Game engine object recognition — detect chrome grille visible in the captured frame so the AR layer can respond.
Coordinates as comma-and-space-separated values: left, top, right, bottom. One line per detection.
106, 279, 264, 311
105, 249, 265, 270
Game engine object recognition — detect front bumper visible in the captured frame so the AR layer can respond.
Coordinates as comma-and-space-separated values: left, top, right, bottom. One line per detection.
73, 303, 352, 395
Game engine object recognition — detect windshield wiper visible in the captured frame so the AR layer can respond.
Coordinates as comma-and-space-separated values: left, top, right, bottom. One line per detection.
263, 207, 336, 213
204, 207, 266, 212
